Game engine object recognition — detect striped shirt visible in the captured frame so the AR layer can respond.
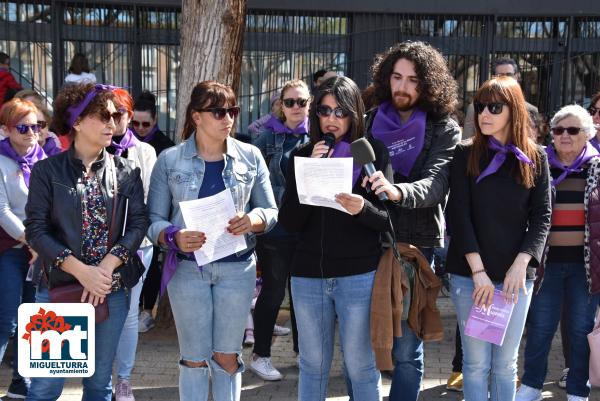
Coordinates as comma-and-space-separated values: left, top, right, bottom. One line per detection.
546, 166, 587, 263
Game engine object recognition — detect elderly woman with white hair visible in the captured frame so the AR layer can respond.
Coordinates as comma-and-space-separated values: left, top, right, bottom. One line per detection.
517, 104, 600, 401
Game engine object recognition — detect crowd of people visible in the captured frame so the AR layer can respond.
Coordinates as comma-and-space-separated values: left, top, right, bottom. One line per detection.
0, 40, 597, 401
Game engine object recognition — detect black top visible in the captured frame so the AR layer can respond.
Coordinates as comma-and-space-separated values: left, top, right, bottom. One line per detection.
278, 137, 392, 278
445, 143, 552, 282
146, 129, 174, 156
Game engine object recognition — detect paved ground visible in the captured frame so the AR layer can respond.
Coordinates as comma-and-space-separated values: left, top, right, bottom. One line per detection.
1, 294, 598, 400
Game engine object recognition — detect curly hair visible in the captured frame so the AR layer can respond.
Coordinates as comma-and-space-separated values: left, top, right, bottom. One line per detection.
371, 41, 458, 118
52, 83, 115, 137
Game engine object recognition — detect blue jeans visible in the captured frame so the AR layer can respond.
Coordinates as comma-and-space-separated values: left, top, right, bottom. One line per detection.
292, 271, 381, 401
167, 258, 256, 401
116, 245, 153, 379
450, 273, 533, 401
521, 262, 600, 397
388, 247, 434, 401
0, 248, 35, 380
26, 286, 129, 401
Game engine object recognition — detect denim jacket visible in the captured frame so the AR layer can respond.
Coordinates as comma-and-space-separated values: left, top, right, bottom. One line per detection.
147, 133, 278, 255
252, 126, 310, 206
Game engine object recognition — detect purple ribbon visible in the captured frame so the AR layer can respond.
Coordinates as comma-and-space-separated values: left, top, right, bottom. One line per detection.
263, 115, 309, 135
546, 142, 599, 186
476, 137, 533, 184
135, 124, 159, 143
42, 136, 62, 156
330, 137, 362, 187
66, 84, 119, 129
0, 138, 46, 186
160, 225, 197, 295
590, 136, 600, 153
111, 128, 139, 157
371, 101, 426, 177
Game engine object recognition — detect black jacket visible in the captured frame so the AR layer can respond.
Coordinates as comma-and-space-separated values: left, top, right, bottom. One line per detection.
365, 108, 461, 248
278, 137, 392, 278
146, 129, 174, 156
25, 147, 148, 286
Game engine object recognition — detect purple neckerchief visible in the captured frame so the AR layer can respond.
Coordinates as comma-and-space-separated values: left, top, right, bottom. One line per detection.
111, 128, 139, 157
66, 84, 119, 128
590, 136, 600, 153
135, 124, 159, 143
476, 137, 533, 184
546, 142, 599, 186
0, 138, 46, 186
160, 225, 195, 295
371, 101, 426, 177
330, 137, 362, 187
42, 137, 62, 156
263, 115, 309, 135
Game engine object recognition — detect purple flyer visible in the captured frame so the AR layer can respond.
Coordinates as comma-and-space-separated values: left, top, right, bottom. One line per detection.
464, 289, 515, 346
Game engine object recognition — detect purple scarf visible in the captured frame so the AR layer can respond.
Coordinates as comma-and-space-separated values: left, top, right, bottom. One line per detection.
160, 225, 196, 295
135, 124, 159, 143
590, 136, 600, 153
42, 137, 62, 156
330, 137, 362, 187
371, 101, 426, 177
111, 128, 139, 157
546, 142, 599, 186
263, 115, 309, 135
0, 138, 46, 187
476, 137, 533, 184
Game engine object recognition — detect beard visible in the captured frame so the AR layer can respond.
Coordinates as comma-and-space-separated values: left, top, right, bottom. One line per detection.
392, 91, 418, 112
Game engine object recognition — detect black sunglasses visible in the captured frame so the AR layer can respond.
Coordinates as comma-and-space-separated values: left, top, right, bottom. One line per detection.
96, 110, 124, 125
131, 120, 152, 128
198, 107, 240, 120
37, 121, 47, 129
316, 105, 350, 119
282, 98, 309, 108
474, 102, 506, 115
14, 124, 41, 134
551, 126, 583, 136
588, 106, 600, 117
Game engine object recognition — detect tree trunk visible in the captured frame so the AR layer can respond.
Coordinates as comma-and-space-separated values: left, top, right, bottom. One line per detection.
156, 0, 247, 329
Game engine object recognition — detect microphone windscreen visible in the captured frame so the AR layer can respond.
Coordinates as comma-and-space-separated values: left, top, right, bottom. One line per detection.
322, 132, 336, 149
351, 138, 376, 165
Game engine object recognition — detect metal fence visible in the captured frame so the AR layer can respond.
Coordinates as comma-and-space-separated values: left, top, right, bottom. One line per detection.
1, 1, 599, 139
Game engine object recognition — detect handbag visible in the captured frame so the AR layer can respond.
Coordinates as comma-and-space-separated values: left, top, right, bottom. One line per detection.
49, 282, 109, 324
0, 226, 20, 253
589, 306, 600, 387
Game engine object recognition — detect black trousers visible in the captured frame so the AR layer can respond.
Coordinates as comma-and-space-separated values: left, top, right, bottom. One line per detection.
140, 246, 162, 310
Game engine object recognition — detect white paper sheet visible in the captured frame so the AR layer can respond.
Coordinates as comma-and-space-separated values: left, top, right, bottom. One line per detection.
294, 156, 353, 213
179, 190, 248, 266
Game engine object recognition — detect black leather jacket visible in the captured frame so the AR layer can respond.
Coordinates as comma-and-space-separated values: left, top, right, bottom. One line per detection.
25, 146, 148, 287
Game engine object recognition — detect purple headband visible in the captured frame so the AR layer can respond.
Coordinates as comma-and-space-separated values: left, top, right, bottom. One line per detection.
66, 84, 119, 129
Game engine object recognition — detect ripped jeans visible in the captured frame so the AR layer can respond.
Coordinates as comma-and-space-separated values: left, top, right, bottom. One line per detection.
167, 258, 255, 401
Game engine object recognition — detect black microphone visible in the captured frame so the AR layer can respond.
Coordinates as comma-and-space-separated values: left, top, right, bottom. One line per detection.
321, 132, 336, 158
351, 138, 389, 201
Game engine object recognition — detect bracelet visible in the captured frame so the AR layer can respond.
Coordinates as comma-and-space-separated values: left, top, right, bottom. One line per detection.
471, 268, 487, 276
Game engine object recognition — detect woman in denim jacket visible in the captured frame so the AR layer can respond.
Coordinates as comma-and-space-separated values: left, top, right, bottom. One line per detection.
147, 81, 277, 401
249, 79, 310, 380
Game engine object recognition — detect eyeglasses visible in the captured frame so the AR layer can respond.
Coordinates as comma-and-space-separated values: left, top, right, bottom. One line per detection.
316, 105, 350, 119
96, 110, 124, 125
551, 126, 583, 136
37, 121, 47, 129
14, 124, 41, 134
474, 102, 506, 115
494, 72, 516, 78
198, 107, 240, 120
588, 106, 600, 117
282, 98, 309, 108
131, 120, 152, 129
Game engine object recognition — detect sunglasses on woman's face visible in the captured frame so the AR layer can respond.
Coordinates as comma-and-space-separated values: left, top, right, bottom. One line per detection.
198, 107, 240, 120
96, 110, 124, 125
588, 106, 600, 117
474, 102, 505, 115
316, 105, 350, 119
282, 98, 309, 108
131, 120, 152, 128
14, 124, 41, 134
37, 121, 47, 129
551, 126, 583, 136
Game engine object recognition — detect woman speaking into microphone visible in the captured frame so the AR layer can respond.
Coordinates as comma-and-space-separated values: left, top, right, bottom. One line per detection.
279, 76, 392, 401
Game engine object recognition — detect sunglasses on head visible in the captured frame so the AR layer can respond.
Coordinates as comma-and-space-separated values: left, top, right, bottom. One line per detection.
588, 106, 600, 117
198, 107, 240, 120
131, 120, 152, 128
96, 110, 124, 124
316, 105, 350, 119
14, 124, 41, 134
551, 126, 583, 136
282, 98, 309, 108
474, 102, 506, 115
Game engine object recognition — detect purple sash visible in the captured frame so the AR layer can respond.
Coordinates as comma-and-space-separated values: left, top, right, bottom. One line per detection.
476, 137, 533, 184
0, 138, 46, 187
546, 142, 598, 186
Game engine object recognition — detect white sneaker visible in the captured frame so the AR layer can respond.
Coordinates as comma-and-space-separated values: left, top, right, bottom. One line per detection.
249, 356, 283, 381
138, 310, 155, 333
115, 379, 135, 401
273, 324, 290, 336
515, 384, 542, 401
558, 368, 568, 389
567, 395, 588, 401
243, 329, 255, 346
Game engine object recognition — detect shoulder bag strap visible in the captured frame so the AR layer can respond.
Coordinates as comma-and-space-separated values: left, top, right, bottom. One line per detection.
107, 155, 118, 247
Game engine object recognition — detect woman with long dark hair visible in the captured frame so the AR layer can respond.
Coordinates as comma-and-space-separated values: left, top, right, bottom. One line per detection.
445, 76, 551, 401
146, 80, 277, 401
279, 76, 391, 401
